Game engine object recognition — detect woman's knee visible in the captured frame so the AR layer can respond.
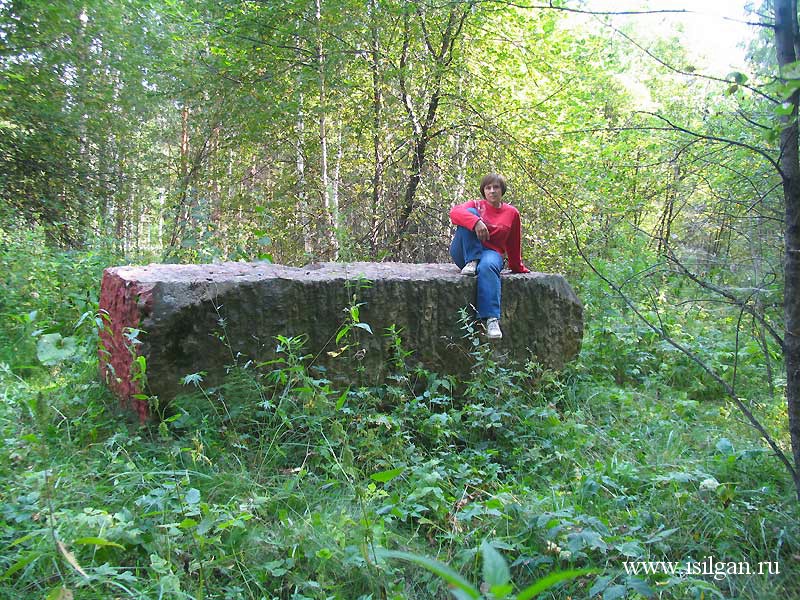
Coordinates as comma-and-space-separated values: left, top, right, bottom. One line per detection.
476, 256, 502, 275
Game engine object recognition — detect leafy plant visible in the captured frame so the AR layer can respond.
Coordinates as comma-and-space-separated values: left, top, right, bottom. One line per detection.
379, 541, 594, 600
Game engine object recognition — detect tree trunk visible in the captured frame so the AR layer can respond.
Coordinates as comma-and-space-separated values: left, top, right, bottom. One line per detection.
369, 0, 384, 254
296, 92, 313, 257
316, 0, 338, 260
654, 161, 679, 255
166, 105, 191, 252
453, 73, 469, 206
774, 0, 800, 499
395, 3, 470, 257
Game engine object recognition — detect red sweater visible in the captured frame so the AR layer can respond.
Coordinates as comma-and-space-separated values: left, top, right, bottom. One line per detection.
450, 199, 530, 273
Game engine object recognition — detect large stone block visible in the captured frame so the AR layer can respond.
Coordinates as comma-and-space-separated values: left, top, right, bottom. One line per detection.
98, 262, 583, 420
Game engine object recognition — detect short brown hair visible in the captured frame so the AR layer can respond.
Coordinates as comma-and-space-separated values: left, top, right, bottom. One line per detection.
480, 173, 507, 198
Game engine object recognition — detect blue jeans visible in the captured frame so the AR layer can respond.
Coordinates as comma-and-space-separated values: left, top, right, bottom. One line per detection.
450, 208, 503, 319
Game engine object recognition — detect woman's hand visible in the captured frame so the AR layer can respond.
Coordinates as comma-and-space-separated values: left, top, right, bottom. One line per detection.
474, 220, 489, 242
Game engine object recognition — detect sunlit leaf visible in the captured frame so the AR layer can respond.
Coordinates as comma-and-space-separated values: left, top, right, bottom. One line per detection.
73, 537, 125, 550
36, 334, 78, 366
370, 467, 405, 482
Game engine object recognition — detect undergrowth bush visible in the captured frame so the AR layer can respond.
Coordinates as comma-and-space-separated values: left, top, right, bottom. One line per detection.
0, 236, 798, 599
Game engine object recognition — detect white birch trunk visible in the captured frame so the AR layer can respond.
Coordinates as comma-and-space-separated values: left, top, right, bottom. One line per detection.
316, 0, 338, 259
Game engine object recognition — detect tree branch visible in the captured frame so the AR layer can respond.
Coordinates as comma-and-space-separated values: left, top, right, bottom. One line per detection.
665, 250, 785, 351
414, 3, 437, 56
609, 25, 778, 104
477, 0, 773, 29
640, 112, 783, 175
495, 140, 799, 485
565, 210, 798, 483
399, 14, 421, 139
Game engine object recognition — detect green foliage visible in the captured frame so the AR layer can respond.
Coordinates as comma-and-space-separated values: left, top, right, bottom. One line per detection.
2, 1, 800, 597
0, 227, 114, 370
0, 0, 170, 249
1, 238, 799, 599
379, 544, 593, 600
35, 333, 79, 366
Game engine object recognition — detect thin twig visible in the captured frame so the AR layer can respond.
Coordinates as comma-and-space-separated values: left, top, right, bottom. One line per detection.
563, 207, 798, 484
665, 250, 784, 351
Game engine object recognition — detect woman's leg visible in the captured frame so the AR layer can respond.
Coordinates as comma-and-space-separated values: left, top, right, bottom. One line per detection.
475, 249, 503, 319
450, 208, 484, 269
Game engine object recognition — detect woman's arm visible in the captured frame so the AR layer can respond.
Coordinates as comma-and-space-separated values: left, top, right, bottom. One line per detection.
450, 200, 482, 230
506, 212, 530, 273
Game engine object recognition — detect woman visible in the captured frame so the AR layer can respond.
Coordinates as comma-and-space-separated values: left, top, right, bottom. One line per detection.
449, 173, 530, 340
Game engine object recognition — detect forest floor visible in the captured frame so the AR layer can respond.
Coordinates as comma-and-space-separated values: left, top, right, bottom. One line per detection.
1, 237, 798, 600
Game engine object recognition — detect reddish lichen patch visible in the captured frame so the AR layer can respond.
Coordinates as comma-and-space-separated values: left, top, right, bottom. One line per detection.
98, 268, 154, 422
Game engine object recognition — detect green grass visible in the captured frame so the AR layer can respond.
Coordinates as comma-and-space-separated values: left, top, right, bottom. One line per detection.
0, 234, 798, 600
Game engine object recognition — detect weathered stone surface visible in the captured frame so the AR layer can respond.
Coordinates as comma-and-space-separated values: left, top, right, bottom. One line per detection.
99, 262, 583, 419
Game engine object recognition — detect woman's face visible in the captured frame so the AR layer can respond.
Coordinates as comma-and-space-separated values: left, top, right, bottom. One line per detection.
484, 182, 504, 206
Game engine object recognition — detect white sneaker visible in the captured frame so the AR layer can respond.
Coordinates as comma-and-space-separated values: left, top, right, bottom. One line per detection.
486, 318, 502, 340
460, 260, 478, 276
